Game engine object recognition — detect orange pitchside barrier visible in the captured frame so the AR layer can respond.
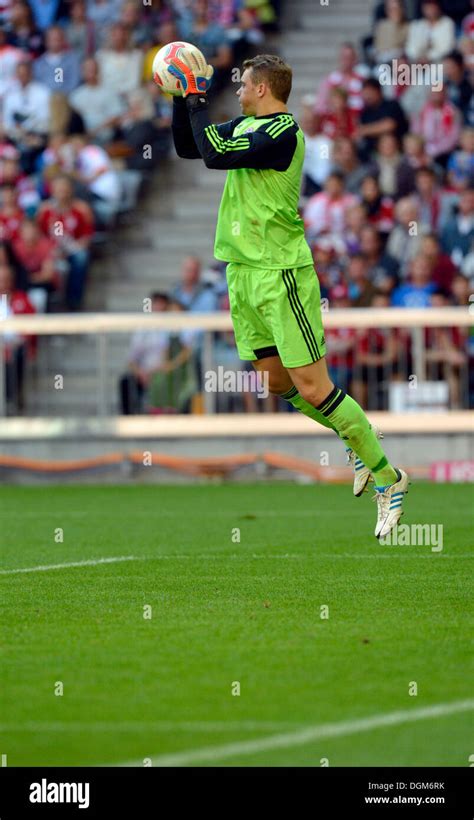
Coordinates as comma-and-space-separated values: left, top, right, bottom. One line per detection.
0, 452, 430, 480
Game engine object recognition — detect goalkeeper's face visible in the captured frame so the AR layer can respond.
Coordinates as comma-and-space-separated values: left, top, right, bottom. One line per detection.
237, 68, 262, 116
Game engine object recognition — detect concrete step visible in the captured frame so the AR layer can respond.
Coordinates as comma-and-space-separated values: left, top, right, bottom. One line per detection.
152, 232, 215, 251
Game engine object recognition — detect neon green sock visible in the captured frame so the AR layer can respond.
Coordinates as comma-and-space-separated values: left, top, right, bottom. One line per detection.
281, 386, 337, 433
316, 386, 398, 486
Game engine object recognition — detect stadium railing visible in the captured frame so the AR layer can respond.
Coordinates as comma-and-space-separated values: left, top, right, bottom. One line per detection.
0, 308, 472, 424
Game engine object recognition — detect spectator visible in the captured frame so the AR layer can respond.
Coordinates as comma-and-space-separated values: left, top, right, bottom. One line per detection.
413, 166, 446, 231
225, 6, 265, 65
318, 87, 356, 140
440, 187, 474, 267
33, 25, 81, 94
443, 50, 472, 124
357, 77, 408, 159
11, 217, 58, 310
85, 0, 122, 48
0, 24, 24, 104
396, 132, 440, 197
48, 87, 85, 135
36, 173, 94, 310
37, 132, 74, 184
119, 0, 153, 49
311, 235, 345, 296
446, 127, 474, 191
371, 133, 402, 197
119, 290, 170, 414
395, 56, 432, 120
64, 0, 96, 61
6, 0, 44, 57
304, 172, 358, 239
405, 0, 455, 62
69, 133, 121, 225
353, 292, 401, 410
27, 0, 62, 32
344, 203, 368, 254
347, 252, 378, 306
391, 253, 436, 306
360, 223, 399, 292
0, 260, 35, 413
331, 137, 369, 195
177, 0, 233, 95
315, 42, 367, 119
142, 19, 178, 84
359, 174, 395, 235
373, 0, 409, 63
420, 232, 459, 292
146, 79, 173, 158
147, 297, 198, 414
120, 87, 163, 170
413, 88, 462, 166
0, 154, 39, 211
3, 59, 50, 174
300, 102, 332, 196
96, 22, 143, 100
425, 290, 467, 408
0, 183, 23, 242
170, 255, 218, 313
451, 273, 471, 306
326, 283, 356, 394
70, 56, 125, 144
386, 195, 424, 275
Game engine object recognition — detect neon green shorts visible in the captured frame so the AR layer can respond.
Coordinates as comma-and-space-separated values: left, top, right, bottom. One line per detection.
226, 263, 326, 368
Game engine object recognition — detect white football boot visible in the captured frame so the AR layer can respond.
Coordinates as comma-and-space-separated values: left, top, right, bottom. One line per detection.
346, 427, 384, 497
373, 468, 410, 539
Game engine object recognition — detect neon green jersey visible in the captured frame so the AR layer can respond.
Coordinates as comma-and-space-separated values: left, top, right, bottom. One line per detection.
209, 113, 313, 269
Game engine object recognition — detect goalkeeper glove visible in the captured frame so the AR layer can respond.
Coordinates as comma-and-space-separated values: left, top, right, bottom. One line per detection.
167, 50, 214, 97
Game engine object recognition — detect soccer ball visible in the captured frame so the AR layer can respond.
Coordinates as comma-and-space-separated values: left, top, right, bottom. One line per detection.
152, 41, 208, 96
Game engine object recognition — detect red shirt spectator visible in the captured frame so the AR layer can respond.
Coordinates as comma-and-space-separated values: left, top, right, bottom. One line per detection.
12, 220, 58, 279
318, 87, 357, 140
37, 201, 94, 243
304, 173, 358, 238
37, 175, 94, 252
359, 176, 395, 234
0, 261, 36, 359
0, 184, 24, 242
413, 89, 462, 161
315, 42, 367, 116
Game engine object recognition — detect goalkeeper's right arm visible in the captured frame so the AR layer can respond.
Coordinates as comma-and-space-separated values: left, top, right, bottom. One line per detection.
172, 97, 202, 159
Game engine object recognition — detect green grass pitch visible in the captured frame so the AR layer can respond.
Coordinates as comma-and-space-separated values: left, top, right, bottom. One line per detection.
1, 482, 473, 767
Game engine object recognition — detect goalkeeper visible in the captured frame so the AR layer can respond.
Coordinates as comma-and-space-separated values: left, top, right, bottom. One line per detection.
168, 51, 409, 539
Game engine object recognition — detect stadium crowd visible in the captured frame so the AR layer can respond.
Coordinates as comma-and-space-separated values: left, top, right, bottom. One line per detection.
0, 0, 472, 414
0, 0, 280, 410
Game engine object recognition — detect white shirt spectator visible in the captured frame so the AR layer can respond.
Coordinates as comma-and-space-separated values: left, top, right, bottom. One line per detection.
76, 143, 121, 202
0, 43, 24, 103
96, 46, 143, 97
3, 79, 51, 134
405, 16, 455, 62
70, 83, 125, 140
304, 190, 358, 238
303, 134, 333, 187
128, 329, 170, 372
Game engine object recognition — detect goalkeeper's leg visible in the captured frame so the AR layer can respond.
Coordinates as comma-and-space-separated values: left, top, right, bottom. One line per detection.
253, 355, 398, 488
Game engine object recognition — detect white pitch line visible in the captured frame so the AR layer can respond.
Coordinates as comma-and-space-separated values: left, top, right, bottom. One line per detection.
0, 720, 297, 733
0, 556, 138, 575
117, 699, 474, 767
1, 552, 471, 576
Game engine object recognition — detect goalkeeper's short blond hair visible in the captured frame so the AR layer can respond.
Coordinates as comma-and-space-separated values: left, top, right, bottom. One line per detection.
242, 54, 293, 104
